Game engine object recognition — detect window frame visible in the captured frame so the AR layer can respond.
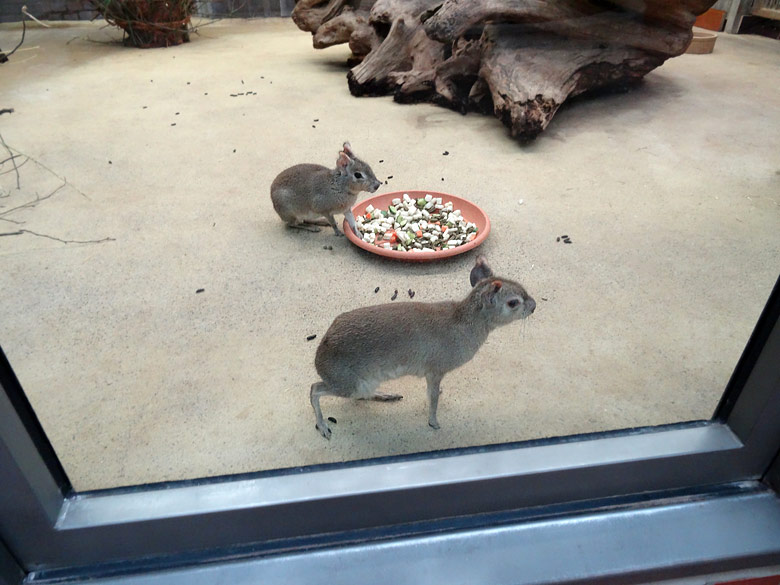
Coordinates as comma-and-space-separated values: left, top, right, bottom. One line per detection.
0, 275, 778, 579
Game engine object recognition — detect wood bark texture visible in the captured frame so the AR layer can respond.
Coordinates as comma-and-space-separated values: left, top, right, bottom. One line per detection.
292, 0, 715, 141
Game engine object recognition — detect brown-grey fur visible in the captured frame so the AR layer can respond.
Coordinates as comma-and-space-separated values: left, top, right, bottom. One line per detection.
310, 256, 536, 438
270, 142, 381, 236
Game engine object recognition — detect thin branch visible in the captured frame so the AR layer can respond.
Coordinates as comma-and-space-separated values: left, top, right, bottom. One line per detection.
0, 216, 25, 225
10, 229, 115, 245
0, 154, 23, 166
21, 6, 52, 28
0, 137, 90, 200
0, 183, 67, 217
0, 132, 21, 190
4, 16, 26, 60
0, 157, 29, 177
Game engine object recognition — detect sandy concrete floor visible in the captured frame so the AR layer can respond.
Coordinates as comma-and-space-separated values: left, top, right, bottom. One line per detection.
0, 19, 778, 491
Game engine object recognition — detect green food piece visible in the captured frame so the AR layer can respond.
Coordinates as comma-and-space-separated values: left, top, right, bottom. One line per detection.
417, 198, 427, 208
389, 205, 397, 214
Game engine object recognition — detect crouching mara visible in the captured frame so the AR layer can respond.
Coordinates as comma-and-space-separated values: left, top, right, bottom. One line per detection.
310, 256, 536, 439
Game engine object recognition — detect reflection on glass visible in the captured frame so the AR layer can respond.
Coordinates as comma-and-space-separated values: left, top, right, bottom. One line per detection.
0, 5, 778, 490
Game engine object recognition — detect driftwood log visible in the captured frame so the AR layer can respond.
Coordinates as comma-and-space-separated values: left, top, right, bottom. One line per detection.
292, 0, 715, 141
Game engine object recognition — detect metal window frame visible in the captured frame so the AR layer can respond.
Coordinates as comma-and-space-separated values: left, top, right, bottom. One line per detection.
0, 274, 778, 583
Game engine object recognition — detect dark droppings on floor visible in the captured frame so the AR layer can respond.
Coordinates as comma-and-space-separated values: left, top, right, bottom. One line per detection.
443, 151, 449, 155
328, 416, 337, 424
322, 245, 333, 250
391, 289, 398, 301
541, 297, 548, 301
379, 159, 384, 163
313, 119, 319, 122
374, 287, 380, 293
171, 123, 176, 126
441, 178, 445, 181
387, 176, 393, 179
196, 288, 205, 294
306, 334, 317, 341
408, 289, 415, 298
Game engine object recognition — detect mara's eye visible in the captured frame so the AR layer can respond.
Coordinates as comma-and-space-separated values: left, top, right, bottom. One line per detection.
508, 299, 521, 309
354, 172, 363, 179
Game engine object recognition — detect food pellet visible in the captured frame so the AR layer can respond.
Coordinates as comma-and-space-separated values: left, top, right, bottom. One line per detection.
355, 194, 478, 253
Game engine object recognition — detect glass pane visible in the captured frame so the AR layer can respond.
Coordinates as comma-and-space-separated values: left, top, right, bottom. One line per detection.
0, 8, 778, 490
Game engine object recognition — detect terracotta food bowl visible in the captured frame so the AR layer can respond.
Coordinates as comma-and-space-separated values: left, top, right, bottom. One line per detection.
344, 190, 490, 262
686, 30, 717, 54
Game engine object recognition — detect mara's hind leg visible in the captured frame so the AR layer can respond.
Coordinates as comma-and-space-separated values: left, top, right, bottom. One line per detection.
302, 218, 331, 227
288, 220, 321, 232
310, 381, 335, 439
371, 392, 403, 402
272, 190, 321, 232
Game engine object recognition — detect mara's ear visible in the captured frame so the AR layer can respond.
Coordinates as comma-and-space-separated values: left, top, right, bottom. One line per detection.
481, 280, 503, 306
342, 142, 354, 157
336, 151, 352, 173
470, 255, 494, 287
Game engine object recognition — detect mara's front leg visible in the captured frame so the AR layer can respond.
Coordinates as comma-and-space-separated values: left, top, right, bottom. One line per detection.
426, 373, 444, 430
325, 213, 343, 236
344, 209, 360, 237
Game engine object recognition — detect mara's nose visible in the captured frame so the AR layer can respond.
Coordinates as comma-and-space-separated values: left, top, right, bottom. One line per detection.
526, 297, 536, 314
